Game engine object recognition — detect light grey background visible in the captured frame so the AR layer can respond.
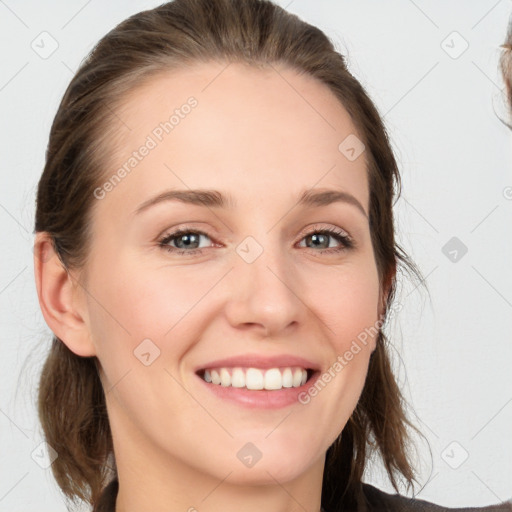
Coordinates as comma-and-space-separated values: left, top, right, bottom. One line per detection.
1, 1, 511, 510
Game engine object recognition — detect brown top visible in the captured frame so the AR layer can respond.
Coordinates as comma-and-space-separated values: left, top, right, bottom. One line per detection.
94, 478, 512, 512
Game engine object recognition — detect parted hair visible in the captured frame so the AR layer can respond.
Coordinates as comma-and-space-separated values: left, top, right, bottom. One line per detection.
34, 0, 428, 510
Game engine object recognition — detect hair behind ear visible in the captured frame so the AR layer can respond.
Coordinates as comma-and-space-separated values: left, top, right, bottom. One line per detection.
38, 338, 114, 506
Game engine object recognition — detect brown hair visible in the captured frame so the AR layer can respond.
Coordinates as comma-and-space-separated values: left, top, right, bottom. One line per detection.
501, 16, 512, 119
34, 0, 428, 510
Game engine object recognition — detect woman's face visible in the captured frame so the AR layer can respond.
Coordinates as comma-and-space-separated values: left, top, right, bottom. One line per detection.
75, 62, 384, 485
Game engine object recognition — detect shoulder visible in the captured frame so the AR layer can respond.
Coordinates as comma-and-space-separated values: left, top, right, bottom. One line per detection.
361, 483, 512, 512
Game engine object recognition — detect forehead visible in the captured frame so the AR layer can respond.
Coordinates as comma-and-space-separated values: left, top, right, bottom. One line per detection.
99, 61, 369, 213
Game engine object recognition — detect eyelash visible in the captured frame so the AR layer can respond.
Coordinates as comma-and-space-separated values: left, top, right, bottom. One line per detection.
157, 225, 354, 256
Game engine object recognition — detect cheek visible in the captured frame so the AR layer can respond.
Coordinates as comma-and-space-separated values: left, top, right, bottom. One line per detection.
300, 260, 380, 436
86, 260, 206, 420
304, 257, 381, 349
85, 255, 221, 375
88, 254, 202, 334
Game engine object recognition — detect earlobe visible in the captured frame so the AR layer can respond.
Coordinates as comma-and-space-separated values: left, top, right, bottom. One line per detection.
33, 232, 97, 357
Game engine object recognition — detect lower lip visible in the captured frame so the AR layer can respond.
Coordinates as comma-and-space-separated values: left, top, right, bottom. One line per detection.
195, 371, 320, 409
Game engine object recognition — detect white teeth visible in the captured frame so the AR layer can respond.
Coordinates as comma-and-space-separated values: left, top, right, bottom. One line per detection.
264, 368, 282, 390
246, 368, 264, 390
282, 368, 293, 388
211, 369, 221, 385
231, 367, 245, 388
200, 366, 309, 390
220, 368, 231, 387
292, 368, 303, 387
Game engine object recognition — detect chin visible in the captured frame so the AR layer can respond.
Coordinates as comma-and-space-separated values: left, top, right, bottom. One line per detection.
201, 435, 323, 486
220, 456, 315, 486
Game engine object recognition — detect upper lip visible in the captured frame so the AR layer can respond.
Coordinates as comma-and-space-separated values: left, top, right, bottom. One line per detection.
194, 354, 321, 372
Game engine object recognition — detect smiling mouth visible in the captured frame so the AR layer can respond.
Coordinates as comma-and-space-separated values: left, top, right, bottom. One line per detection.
196, 366, 316, 390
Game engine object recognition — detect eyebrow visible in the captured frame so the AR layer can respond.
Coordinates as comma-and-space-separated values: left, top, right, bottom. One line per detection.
133, 188, 368, 218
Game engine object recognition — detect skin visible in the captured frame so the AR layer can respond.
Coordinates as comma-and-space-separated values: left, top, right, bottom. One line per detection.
34, 61, 389, 512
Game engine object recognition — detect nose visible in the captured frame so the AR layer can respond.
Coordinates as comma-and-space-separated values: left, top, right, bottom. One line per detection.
222, 237, 306, 338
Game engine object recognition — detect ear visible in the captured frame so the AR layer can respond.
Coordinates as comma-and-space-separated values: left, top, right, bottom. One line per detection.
378, 261, 396, 320
33, 232, 96, 357
372, 262, 396, 353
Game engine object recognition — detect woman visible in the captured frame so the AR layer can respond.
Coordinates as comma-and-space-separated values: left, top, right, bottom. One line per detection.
33, 0, 512, 511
